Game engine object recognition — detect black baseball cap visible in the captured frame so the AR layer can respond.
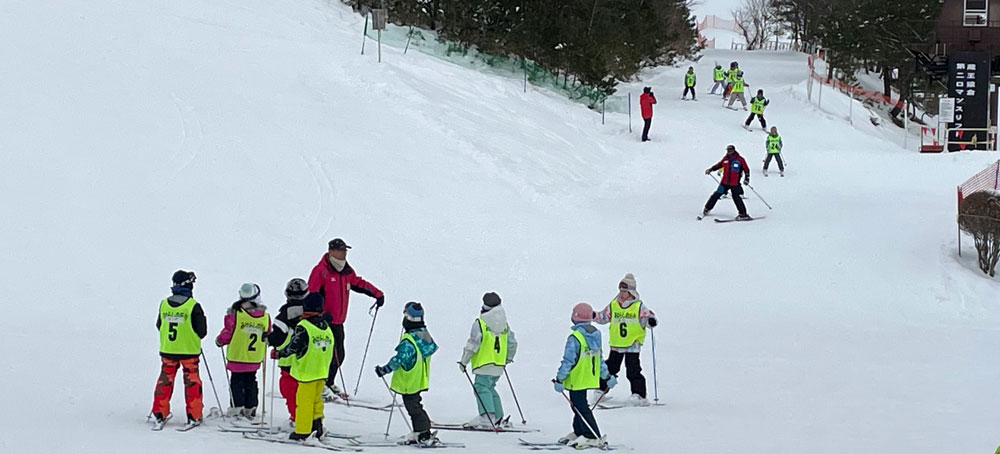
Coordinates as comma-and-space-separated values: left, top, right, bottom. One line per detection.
328, 238, 351, 250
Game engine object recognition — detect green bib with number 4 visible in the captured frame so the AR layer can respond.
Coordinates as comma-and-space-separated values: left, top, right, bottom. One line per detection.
159, 298, 201, 355
226, 310, 270, 364
470, 318, 508, 369
608, 299, 645, 348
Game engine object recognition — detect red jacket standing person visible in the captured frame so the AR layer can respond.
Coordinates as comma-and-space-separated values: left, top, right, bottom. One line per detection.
702, 145, 752, 220
308, 238, 385, 399
639, 87, 657, 142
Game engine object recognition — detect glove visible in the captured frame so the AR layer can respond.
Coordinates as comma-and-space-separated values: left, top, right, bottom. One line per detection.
270, 348, 278, 359
553, 380, 564, 393
705, 169, 711, 175
648, 317, 658, 328
215, 339, 224, 348
457, 361, 467, 373
607, 375, 618, 390
374, 365, 390, 377
375, 296, 385, 308
744, 178, 750, 185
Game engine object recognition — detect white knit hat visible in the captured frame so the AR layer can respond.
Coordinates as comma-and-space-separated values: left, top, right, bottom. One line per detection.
619, 273, 639, 299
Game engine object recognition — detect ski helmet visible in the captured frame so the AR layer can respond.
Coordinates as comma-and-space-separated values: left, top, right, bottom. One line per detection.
571, 302, 595, 323
737, 70, 744, 77
172, 270, 196, 288
238, 283, 261, 302
285, 278, 308, 300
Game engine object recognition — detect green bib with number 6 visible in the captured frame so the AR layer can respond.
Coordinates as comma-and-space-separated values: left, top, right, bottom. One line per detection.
609, 299, 645, 348
470, 318, 508, 369
159, 298, 201, 355
226, 310, 270, 364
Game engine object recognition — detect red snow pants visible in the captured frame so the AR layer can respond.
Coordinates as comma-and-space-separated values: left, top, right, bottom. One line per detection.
279, 367, 298, 421
152, 356, 203, 420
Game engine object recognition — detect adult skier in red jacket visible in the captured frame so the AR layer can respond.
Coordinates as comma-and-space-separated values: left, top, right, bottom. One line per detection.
308, 238, 385, 398
639, 87, 657, 142
702, 145, 752, 220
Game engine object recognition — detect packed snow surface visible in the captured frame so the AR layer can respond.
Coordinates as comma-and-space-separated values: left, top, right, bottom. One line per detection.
0, 0, 997, 453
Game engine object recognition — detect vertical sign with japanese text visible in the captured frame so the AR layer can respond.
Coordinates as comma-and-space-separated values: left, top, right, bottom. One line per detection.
948, 52, 991, 151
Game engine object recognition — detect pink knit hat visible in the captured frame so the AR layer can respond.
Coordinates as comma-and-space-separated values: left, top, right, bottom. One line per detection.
571, 302, 595, 323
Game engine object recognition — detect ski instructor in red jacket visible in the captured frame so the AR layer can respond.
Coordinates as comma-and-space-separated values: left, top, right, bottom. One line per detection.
308, 238, 385, 398
640, 86, 657, 142
702, 145, 752, 220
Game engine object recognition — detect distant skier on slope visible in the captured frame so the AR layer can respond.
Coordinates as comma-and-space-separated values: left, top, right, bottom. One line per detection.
592, 274, 658, 407
682, 67, 697, 100
726, 71, 749, 110
723, 61, 739, 100
640, 87, 657, 142
703, 145, 752, 220
553, 303, 616, 449
744, 89, 769, 130
710, 64, 726, 95
458, 292, 518, 429
763, 126, 785, 177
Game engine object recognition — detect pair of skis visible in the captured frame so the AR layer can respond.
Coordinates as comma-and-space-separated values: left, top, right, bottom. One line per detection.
518, 438, 624, 451
149, 407, 222, 431
696, 213, 765, 222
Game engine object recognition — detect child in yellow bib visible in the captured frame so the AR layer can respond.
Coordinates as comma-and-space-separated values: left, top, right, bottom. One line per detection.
374, 302, 441, 447
277, 293, 333, 441
593, 273, 658, 407
215, 283, 271, 420
553, 302, 615, 449
458, 292, 518, 429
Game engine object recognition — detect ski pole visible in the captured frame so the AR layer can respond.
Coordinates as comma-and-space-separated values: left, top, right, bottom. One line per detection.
589, 383, 611, 412
201, 351, 227, 421
503, 369, 527, 425
554, 382, 601, 440
268, 356, 277, 430
331, 347, 351, 407
745, 183, 773, 209
461, 367, 499, 434
257, 355, 267, 425
219, 346, 234, 409
353, 304, 380, 396
381, 375, 411, 435
650, 329, 659, 403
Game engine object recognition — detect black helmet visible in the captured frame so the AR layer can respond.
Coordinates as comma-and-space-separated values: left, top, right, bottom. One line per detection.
172, 270, 196, 288
285, 278, 308, 300
726, 144, 737, 153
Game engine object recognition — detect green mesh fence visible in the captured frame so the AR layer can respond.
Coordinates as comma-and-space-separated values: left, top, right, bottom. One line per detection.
364, 21, 629, 114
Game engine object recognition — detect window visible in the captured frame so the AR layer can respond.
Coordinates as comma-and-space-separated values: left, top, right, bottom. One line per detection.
964, 0, 988, 27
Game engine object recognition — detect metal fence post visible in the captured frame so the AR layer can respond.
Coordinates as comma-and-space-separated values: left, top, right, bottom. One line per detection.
628, 92, 632, 133
360, 12, 369, 55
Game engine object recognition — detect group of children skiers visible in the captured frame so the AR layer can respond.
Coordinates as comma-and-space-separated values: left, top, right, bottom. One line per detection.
152, 241, 659, 449
642, 62, 784, 221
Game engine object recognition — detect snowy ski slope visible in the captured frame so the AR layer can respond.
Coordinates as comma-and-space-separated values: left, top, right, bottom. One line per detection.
0, 0, 998, 453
